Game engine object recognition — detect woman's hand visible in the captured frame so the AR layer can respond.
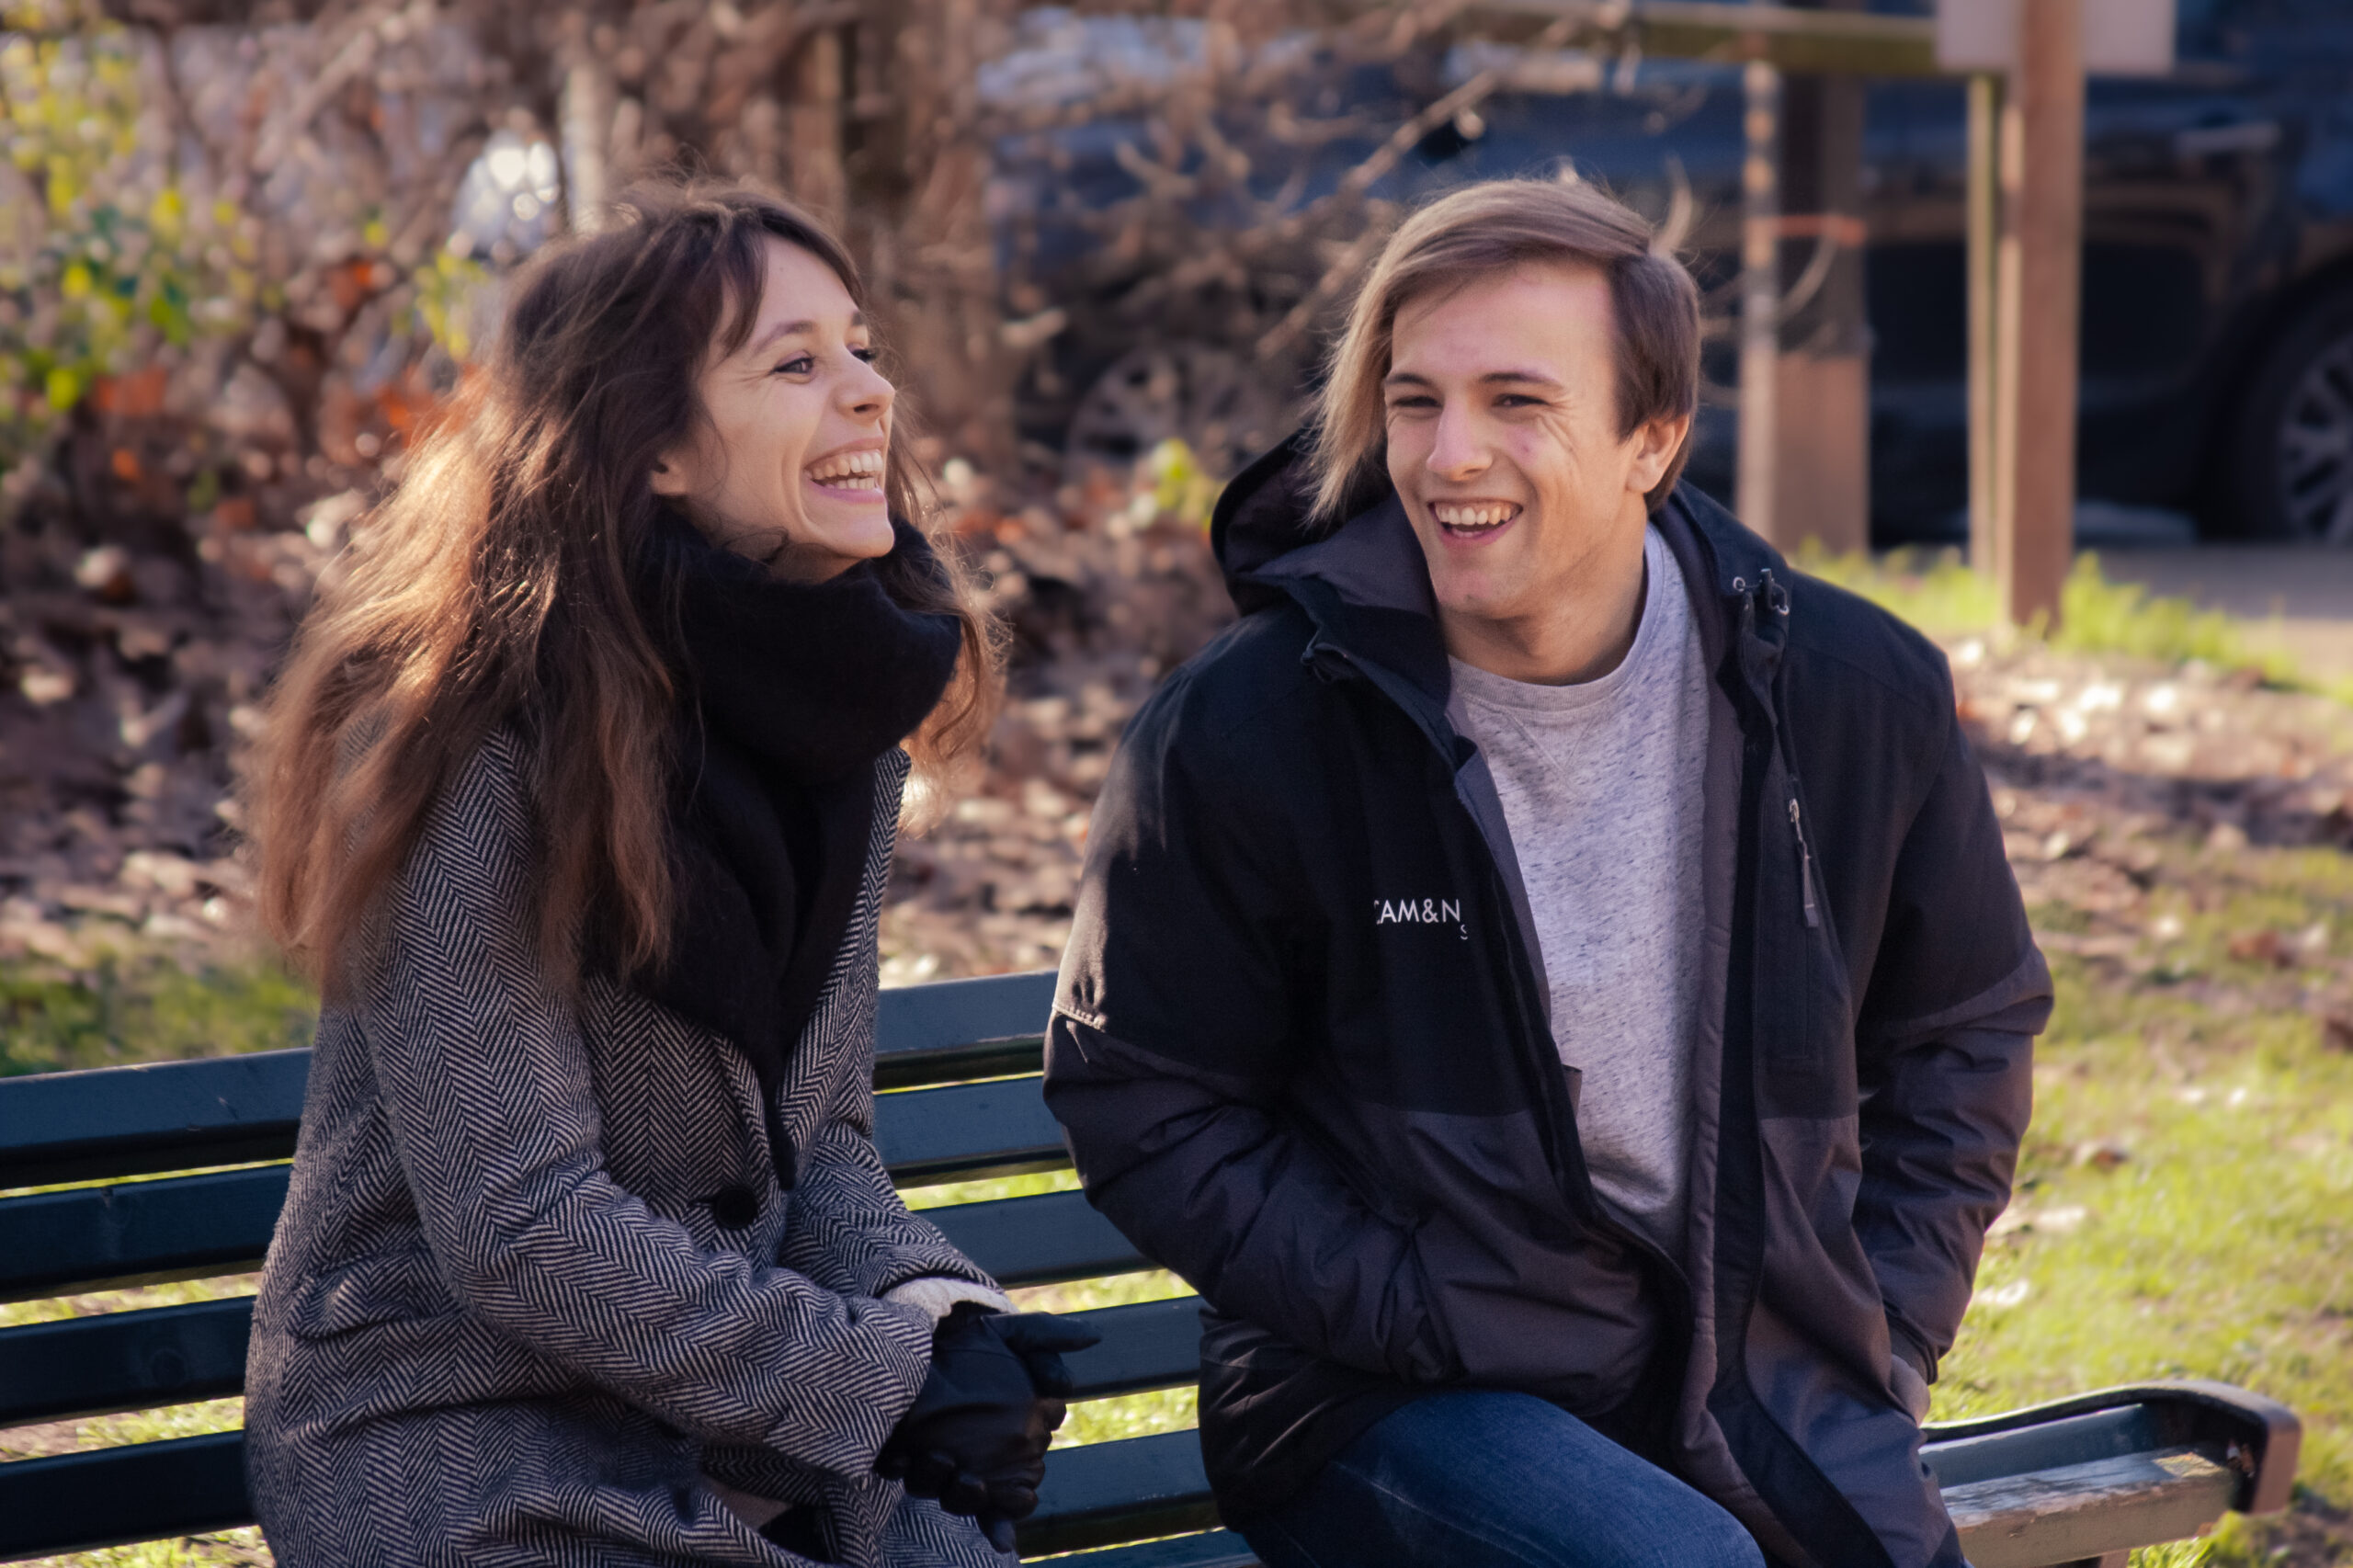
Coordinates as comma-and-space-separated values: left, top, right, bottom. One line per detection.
875, 1305, 1103, 1551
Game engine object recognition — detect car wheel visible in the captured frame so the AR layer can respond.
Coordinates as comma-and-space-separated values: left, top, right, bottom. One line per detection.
1063, 343, 1291, 483
2226, 286, 2353, 542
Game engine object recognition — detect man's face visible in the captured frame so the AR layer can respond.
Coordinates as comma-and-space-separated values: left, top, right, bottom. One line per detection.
1383, 262, 1686, 639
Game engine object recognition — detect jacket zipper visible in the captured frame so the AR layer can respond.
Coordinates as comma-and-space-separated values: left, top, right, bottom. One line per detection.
1308, 613, 1698, 1362
1788, 798, 1821, 928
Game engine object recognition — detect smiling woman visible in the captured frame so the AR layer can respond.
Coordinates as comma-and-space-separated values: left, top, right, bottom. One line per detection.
229, 183, 1100, 1568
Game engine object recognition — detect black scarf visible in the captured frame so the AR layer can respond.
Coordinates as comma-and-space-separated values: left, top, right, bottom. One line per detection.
637, 513, 961, 1186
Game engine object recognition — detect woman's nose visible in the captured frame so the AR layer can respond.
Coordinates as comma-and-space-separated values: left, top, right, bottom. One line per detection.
842, 358, 895, 422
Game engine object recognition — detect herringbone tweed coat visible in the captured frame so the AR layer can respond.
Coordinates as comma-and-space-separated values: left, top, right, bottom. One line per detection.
246, 730, 1008, 1567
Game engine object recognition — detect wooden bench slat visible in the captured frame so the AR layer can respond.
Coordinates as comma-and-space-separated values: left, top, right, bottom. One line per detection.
0, 1297, 254, 1426
1053, 1528, 1259, 1565
0, 1430, 249, 1562
1017, 1430, 1222, 1560
0, 1166, 291, 1303
0, 1079, 1104, 1301
871, 971, 1057, 1089
0, 1290, 1202, 1429
0, 1050, 311, 1192
0, 1177, 1142, 1306
927, 1188, 1151, 1289
0, 971, 1060, 1190
875, 1077, 1069, 1187
1947, 1447, 2239, 1568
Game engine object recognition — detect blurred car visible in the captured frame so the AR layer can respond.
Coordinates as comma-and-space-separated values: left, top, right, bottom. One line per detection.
986, 0, 2353, 544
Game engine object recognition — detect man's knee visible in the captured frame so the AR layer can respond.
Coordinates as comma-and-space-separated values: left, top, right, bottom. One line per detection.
1657, 1506, 1768, 1568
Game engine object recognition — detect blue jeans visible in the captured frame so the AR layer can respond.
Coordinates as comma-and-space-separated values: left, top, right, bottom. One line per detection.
1237, 1390, 1768, 1568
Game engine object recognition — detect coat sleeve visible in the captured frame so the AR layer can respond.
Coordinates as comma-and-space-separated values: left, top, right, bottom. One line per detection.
356, 733, 934, 1473
777, 1026, 1006, 1301
1043, 687, 1461, 1385
1852, 706, 2051, 1381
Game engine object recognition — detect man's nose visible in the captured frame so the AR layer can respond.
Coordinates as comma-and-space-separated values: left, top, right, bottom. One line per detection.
1425, 402, 1490, 480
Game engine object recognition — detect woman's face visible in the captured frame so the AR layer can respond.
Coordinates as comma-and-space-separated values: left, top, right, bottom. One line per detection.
652, 237, 898, 581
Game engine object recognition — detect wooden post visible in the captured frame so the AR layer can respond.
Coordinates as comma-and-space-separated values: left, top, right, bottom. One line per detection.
1965, 71, 2002, 582
558, 35, 613, 235
1737, 57, 1781, 543
1995, 0, 2084, 631
787, 27, 847, 222
1772, 8, 1871, 558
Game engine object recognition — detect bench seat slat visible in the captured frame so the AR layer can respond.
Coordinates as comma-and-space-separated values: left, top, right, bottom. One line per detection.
1946, 1447, 2239, 1568
0, 1291, 1202, 1429
0, 972, 1060, 1190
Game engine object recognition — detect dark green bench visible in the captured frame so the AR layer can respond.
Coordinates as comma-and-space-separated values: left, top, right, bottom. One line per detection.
0, 970, 2302, 1565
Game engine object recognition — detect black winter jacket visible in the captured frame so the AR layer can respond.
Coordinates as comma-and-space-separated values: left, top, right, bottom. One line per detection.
1042, 442, 2051, 1568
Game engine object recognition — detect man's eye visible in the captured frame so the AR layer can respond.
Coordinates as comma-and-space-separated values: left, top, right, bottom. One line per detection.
1495, 393, 1540, 408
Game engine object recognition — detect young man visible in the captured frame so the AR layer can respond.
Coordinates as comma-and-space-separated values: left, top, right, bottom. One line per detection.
1042, 179, 2048, 1568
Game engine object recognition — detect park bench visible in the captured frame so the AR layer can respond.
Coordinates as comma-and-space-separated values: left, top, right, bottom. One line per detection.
0, 968, 2302, 1566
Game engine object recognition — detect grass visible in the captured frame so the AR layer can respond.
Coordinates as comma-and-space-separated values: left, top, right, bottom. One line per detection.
1799, 546, 2353, 704
0, 944, 315, 1078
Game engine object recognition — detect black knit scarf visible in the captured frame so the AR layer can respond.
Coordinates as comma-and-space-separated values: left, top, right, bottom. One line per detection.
636, 513, 961, 1185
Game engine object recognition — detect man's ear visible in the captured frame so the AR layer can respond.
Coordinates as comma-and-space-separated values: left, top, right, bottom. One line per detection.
1626, 412, 1691, 496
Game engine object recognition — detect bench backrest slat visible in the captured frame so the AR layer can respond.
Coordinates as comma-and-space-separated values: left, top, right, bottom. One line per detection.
0, 1431, 249, 1562
0, 1290, 1204, 1432
0, 971, 1061, 1190
0, 1165, 292, 1303
0, 1171, 1139, 1304
0, 1064, 1112, 1301
0, 1051, 311, 1191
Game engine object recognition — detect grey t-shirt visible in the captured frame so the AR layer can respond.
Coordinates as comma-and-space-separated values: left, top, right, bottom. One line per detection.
1445, 527, 1709, 1254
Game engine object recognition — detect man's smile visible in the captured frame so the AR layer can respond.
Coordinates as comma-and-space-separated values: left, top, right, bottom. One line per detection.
1429, 499, 1523, 539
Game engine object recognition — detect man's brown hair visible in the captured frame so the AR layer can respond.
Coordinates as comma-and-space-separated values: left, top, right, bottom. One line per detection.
1309, 176, 1701, 524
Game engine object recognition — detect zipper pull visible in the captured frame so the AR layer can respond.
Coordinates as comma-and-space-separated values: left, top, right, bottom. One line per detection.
1789, 798, 1821, 928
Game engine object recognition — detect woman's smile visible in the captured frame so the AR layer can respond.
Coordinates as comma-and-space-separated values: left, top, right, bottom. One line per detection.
805, 442, 887, 501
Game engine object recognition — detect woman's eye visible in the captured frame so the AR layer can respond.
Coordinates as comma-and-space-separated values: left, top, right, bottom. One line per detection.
1387, 395, 1438, 413
851, 347, 877, 364
1495, 393, 1540, 409
774, 356, 814, 376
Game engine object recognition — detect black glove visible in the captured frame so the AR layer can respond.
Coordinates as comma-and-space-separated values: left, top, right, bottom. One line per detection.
877, 1305, 1102, 1552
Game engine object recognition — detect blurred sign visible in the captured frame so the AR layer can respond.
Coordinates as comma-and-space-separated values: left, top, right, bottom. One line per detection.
1937, 0, 2177, 74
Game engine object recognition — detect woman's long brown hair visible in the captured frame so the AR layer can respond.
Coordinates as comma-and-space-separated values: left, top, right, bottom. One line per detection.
246, 183, 1001, 999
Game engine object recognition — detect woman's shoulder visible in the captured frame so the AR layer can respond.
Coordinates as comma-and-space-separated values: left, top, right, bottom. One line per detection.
415, 722, 540, 862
